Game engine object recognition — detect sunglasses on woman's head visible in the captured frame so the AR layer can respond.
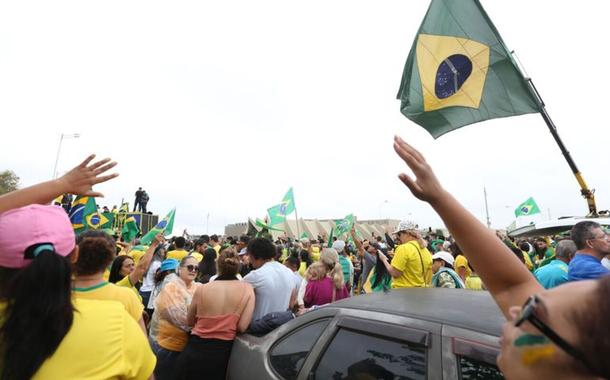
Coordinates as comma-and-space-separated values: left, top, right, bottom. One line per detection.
516, 295, 592, 371
183, 265, 199, 273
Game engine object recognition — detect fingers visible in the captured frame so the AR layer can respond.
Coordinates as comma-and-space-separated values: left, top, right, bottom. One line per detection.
93, 161, 117, 175
398, 173, 422, 197
93, 173, 119, 185
88, 157, 112, 171
394, 135, 426, 163
84, 191, 104, 197
78, 154, 96, 168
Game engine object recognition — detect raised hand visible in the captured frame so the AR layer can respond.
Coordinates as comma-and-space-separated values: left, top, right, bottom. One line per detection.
57, 154, 118, 197
393, 135, 446, 204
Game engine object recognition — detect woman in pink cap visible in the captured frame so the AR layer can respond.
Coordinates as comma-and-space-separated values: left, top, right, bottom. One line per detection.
0, 155, 156, 379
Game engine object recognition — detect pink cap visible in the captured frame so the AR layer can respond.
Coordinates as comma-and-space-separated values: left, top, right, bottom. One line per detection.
0, 204, 75, 268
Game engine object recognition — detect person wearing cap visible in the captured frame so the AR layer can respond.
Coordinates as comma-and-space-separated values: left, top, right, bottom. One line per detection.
0, 204, 156, 380
332, 240, 354, 292
431, 251, 465, 288
377, 220, 432, 288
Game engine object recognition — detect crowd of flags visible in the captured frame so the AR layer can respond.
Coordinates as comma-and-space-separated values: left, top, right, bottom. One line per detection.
65, 195, 175, 244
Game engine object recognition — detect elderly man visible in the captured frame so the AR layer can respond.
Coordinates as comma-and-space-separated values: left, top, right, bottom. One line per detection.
534, 239, 576, 288
568, 221, 610, 281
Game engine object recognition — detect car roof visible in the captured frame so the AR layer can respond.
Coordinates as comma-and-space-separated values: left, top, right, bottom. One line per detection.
328, 288, 505, 336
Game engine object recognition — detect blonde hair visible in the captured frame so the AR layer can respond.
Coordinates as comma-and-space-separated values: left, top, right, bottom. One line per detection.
319, 248, 344, 289
304, 262, 325, 281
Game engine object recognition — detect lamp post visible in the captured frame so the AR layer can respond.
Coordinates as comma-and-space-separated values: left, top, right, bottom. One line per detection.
52, 133, 80, 179
378, 200, 389, 219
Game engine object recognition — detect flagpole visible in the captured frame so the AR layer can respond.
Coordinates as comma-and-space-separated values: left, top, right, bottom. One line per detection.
526, 78, 598, 217
294, 206, 300, 240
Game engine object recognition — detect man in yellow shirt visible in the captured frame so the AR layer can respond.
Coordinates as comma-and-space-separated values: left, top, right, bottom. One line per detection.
378, 220, 432, 288
166, 236, 189, 260
210, 234, 221, 255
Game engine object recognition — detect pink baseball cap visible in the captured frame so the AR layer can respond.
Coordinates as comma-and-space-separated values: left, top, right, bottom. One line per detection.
0, 204, 76, 268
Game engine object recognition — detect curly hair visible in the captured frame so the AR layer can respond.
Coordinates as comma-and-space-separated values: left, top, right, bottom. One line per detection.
75, 230, 116, 276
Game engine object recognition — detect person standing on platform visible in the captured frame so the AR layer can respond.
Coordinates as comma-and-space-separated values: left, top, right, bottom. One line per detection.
140, 190, 149, 213
134, 187, 143, 212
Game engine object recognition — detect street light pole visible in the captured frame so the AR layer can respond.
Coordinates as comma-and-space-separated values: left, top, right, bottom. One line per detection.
52, 133, 80, 179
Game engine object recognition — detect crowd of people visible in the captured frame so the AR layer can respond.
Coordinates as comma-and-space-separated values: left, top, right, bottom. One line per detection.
0, 137, 609, 379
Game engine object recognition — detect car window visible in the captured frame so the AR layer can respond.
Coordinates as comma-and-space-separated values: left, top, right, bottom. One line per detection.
458, 356, 504, 380
312, 328, 426, 380
269, 318, 331, 380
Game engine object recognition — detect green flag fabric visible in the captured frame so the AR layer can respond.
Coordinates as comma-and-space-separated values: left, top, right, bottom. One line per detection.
255, 218, 284, 232
140, 209, 176, 245
121, 216, 140, 243
300, 232, 309, 240
334, 214, 355, 237
280, 188, 296, 216
267, 204, 287, 226
515, 197, 541, 217
397, 0, 541, 138
326, 227, 335, 248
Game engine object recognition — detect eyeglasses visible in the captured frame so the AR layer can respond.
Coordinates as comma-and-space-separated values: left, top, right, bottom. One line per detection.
515, 295, 591, 370
588, 234, 610, 242
183, 265, 199, 273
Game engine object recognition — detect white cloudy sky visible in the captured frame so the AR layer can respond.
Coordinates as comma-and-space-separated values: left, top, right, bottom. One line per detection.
1, 0, 608, 235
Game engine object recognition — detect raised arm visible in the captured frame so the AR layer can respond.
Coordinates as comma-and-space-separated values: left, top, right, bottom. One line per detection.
350, 228, 365, 258
0, 154, 118, 213
129, 235, 163, 286
393, 135, 541, 317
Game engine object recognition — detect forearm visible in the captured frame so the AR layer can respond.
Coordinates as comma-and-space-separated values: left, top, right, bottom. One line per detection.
0, 179, 67, 213
131, 243, 157, 284
429, 190, 541, 313
378, 254, 401, 278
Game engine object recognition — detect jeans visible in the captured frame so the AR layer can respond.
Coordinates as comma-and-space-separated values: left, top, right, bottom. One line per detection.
152, 341, 181, 380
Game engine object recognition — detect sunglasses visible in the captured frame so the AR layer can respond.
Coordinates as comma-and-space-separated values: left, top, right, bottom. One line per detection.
182, 265, 199, 273
515, 295, 591, 371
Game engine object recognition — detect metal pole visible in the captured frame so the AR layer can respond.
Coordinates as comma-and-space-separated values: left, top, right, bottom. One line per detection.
294, 207, 300, 239
526, 79, 597, 216
206, 212, 210, 235
52, 134, 64, 179
484, 187, 491, 228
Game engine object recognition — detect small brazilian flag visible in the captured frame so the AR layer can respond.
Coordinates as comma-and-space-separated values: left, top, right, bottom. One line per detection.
267, 204, 287, 227
397, 0, 541, 138
140, 208, 176, 245
69, 196, 98, 234
515, 197, 541, 217
121, 216, 140, 243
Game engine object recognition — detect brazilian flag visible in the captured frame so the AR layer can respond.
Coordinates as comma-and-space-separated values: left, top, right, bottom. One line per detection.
515, 197, 541, 217
397, 0, 541, 138
140, 208, 176, 245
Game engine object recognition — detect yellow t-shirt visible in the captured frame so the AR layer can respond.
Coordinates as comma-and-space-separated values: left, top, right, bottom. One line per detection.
116, 275, 142, 301
311, 247, 320, 262
189, 252, 203, 262
298, 262, 308, 277
33, 298, 155, 380
166, 249, 189, 261
466, 275, 484, 290
213, 245, 221, 255
454, 254, 472, 278
390, 241, 433, 288
73, 282, 144, 321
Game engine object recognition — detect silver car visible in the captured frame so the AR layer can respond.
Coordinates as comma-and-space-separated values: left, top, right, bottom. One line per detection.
228, 288, 505, 379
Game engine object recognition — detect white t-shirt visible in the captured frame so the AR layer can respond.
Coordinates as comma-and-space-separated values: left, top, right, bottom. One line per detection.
140, 260, 162, 292
602, 257, 610, 271
244, 261, 296, 320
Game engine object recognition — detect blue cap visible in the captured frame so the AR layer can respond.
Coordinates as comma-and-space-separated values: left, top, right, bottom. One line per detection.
160, 258, 179, 272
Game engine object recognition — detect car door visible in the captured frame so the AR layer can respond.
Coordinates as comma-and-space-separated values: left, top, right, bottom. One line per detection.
297, 308, 443, 380
441, 325, 505, 379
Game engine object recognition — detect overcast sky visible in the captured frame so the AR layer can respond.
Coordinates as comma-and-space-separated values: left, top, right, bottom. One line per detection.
1, 0, 608, 235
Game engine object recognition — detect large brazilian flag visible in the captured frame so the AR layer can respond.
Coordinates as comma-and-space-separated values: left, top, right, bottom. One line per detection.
397, 0, 541, 138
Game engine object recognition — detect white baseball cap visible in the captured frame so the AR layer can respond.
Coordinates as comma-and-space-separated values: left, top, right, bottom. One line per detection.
332, 240, 346, 252
432, 251, 454, 266
393, 220, 418, 234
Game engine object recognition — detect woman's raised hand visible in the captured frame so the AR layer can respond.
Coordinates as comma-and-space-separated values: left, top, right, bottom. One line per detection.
57, 154, 118, 197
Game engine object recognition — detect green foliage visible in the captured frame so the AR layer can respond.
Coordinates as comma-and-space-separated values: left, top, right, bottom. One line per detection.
0, 170, 19, 195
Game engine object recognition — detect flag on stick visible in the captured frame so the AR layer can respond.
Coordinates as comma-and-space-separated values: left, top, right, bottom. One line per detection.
140, 209, 175, 245
397, 0, 540, 138
334, 214, 355, 237
69, 196, 97, 234
515, 197, 541, 217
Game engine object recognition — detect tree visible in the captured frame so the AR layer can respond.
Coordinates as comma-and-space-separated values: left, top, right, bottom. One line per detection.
0, 170, 19, 195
